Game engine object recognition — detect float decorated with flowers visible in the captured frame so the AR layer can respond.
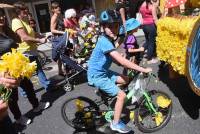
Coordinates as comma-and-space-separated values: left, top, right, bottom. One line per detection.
156, 0, 200, 95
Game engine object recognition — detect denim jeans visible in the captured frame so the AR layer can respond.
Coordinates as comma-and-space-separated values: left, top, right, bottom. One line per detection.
0, 116, 17, 134
29, 55, 51, 91
52, 32, 68, 62
142, 23, 157, 60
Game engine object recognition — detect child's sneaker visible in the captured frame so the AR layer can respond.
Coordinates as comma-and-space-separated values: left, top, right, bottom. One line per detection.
110, 120, 132, 133
16, 116, 31, 126
33, 102, 50, 113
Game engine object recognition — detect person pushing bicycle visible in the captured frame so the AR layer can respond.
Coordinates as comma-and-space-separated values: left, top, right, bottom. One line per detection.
87, 9, 152, 133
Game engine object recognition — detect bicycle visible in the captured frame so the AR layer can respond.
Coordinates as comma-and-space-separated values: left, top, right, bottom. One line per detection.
61, 72, 172, 133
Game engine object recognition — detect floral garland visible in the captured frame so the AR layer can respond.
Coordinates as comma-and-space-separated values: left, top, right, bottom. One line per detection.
156, 16, 199, 75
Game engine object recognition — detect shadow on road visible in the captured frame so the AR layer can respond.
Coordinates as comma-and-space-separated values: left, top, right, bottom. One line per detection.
158, 63, 200, 119
73, 126, 135, 134
40, 75, 67, 103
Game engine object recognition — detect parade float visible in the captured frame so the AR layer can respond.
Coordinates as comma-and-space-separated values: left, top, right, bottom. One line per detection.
156, 0, 200, 95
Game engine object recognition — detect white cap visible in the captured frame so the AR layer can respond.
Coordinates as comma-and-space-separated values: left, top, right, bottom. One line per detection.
65, 8, 76, 19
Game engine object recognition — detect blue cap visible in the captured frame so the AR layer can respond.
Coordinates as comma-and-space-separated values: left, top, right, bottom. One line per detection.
119, 18, 141, 35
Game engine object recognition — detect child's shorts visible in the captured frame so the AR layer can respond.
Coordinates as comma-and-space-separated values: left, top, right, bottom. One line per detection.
87, 70, 120, 96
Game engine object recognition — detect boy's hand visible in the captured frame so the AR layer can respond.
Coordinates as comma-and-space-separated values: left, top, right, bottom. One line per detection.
145, 67, 152, 73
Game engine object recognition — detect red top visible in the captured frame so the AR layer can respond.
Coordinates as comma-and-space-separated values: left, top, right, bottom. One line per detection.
165, 0, 187, 8
64, 19, 78, 29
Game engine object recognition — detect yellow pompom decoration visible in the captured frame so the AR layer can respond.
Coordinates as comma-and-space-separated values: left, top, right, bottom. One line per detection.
156, 16, 199, 75
154, 112, 164, 126
156, 95, 171, 108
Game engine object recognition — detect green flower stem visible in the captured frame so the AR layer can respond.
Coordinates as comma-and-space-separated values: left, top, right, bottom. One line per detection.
0, 85, 12, 101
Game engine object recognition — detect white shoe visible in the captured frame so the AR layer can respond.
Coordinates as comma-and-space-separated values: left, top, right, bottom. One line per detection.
33, 102, 50, 113
16, 116, 31, 125
110, 120, 132, 133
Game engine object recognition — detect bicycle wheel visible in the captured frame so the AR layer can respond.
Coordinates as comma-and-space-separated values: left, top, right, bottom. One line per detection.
61, 96, 100, 130
37, 50, 47, 67
135, 90, 172, 133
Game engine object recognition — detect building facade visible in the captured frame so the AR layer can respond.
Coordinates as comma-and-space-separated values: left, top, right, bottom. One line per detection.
2, 0, 114, 33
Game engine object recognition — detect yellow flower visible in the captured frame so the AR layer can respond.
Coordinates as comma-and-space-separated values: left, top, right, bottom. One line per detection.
0, 48, 36, 79
156, 95, 171, 108
86, 33, 92, 39
154, 112, 164, 126
156, 16, 199, 75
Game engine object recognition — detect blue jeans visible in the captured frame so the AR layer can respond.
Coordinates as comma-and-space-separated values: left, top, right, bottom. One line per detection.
29, 55, 51, 91
0, 116, 17, 134
52, 32, 68, 62
142, 23, 157, 60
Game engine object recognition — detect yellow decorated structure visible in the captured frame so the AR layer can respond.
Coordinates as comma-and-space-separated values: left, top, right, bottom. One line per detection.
156, 16, 199, 75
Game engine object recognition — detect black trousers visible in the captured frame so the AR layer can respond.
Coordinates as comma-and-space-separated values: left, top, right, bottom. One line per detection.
0, 115, 17, 134
8, 77, 39, 120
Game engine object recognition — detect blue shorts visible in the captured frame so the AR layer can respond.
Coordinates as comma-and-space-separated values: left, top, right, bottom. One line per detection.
87, 70, 120, 96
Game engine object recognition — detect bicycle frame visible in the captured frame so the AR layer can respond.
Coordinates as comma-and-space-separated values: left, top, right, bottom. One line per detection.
101, 73, 159, 122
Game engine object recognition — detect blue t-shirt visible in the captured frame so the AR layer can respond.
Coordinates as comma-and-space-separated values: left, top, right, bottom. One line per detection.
87, 35, 115, 77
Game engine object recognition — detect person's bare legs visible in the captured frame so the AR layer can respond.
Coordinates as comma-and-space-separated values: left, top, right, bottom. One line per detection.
113, 75, 129, 123
113, 90, 126, 123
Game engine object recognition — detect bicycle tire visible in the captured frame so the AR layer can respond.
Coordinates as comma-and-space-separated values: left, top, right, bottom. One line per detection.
135, 90, 172, 133
37, 50, 47, 67
61, 96, 100, 130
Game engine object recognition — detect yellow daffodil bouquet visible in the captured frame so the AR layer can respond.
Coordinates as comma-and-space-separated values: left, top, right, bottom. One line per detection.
0, 48, 36, 101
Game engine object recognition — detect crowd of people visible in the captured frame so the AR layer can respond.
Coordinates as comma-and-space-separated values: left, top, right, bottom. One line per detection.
0, 0, 183, 133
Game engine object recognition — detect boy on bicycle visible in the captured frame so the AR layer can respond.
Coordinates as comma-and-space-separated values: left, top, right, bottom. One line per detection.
87, 10, 152, 133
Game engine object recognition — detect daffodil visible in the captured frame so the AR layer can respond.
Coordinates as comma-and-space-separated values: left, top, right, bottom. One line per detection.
0, 48, 36, 101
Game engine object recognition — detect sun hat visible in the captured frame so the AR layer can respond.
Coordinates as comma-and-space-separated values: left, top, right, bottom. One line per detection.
119, 18, 141, 35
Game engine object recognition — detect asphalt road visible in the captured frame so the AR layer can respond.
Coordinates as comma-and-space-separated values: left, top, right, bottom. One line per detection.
11, 36, 200, 134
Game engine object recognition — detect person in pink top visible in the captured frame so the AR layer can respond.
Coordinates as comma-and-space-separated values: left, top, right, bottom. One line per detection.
139, 0, 159, 64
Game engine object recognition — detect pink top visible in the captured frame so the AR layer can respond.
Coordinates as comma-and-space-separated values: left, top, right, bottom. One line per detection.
139, 2, 154, 25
